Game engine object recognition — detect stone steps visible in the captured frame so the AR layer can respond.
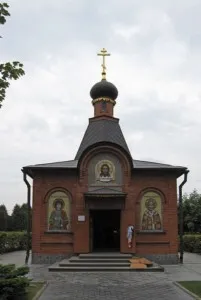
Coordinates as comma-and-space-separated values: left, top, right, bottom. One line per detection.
48, 253, 164, 272
69, 257, 132, 263
60, 260, 130, 267
79, 253, 132, 259
48, 265, 164, 272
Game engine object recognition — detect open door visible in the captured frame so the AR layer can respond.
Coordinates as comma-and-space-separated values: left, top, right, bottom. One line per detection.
90, 210, 120, 252
89, 215, 93, 252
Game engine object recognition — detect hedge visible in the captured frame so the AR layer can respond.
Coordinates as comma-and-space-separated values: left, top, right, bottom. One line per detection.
0, 232, 31, 254
0, 264, 30, 299
183, 234, 201, 253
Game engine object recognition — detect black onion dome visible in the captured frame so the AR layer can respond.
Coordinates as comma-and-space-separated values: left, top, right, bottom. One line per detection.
90, 80, 118, 100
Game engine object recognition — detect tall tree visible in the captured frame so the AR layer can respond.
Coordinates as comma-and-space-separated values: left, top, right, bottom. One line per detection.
0, 204, 8, 215
0, 204, 8, 231
11, 204, 24, 231
11, 203, 32, 231
182, 189, 201, 233
20, 203, 32, 232
0, 2, 25, 108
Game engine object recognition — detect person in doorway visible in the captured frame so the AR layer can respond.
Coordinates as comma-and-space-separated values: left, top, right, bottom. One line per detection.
127, 225, 134, 248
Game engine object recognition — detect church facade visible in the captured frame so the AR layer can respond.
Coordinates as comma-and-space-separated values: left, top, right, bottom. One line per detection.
22, 49, 188, 265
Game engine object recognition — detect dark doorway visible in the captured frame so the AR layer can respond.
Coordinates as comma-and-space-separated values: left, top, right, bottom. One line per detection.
90, 210, 120, 251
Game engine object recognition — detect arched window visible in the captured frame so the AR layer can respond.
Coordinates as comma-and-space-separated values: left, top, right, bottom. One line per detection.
140, 191, 163, 231
46, 190, 71, 232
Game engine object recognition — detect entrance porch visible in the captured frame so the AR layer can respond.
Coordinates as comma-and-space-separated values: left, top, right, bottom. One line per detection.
73, 189, 136, 254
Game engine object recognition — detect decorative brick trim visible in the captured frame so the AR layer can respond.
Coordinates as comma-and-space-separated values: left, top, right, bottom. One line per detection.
136, 188, 166, 204
43, 187, 73, 204
136, 230, 166, 234
79, 145, 132, 185
44, 231, 73, 234
136, 241, 170, 245
40, 242, 73, 245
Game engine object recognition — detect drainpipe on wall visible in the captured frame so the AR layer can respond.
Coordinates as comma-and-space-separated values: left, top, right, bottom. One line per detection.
23, 170, 31, 265
179, 170, 189, 264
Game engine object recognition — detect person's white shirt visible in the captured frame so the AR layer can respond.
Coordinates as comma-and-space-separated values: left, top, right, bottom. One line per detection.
127, 225, 134, 238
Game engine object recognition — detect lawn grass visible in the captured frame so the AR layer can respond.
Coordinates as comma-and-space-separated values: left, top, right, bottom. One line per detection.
27, 282, 45, 300
178, 281, 201, 297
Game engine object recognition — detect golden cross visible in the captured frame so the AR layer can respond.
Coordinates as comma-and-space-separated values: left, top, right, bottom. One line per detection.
97, 48, 111, 80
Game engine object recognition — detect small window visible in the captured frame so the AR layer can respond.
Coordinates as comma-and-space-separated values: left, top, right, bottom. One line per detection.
101, 101, 107, 112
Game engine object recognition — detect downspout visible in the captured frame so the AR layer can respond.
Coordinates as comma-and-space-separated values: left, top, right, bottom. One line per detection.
179, 170, 189, 264
23, 170, 31, 265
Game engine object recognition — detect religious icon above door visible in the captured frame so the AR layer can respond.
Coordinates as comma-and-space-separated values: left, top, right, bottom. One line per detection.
95, 160, 115, 183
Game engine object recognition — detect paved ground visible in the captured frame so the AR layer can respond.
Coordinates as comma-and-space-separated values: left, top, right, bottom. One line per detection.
0, 250, 28, 267
1, 251, 201, 299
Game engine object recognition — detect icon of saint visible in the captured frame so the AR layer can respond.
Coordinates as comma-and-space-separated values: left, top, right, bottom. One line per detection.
141, 197, 162, 230
48, 198, 68, 231
99, 163, 112, 182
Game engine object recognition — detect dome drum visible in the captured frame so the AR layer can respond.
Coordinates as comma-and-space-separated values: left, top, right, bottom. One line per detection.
92, 97, 116, 106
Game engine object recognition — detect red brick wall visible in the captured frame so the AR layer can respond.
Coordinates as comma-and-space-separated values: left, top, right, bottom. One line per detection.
31, 150, 178, 258
94, 101, 114, 117
132, 173, 178, 256
32, 171, 77, 256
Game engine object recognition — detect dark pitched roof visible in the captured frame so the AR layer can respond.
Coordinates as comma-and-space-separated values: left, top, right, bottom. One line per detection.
22, 159, 78, 178
23, 158, 187, 171
23, 160, 78, 169
132, 160, 186, 170
75, 118, 131, 160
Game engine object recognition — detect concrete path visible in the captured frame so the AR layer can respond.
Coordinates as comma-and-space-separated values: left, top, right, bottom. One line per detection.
1, 251, 201, 299
0, 250, 28, 267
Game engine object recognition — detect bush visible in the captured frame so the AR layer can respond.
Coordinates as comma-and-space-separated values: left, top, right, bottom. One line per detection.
0, 232, 31, 254
183, 234, 201, 253
0, 264, 30, 300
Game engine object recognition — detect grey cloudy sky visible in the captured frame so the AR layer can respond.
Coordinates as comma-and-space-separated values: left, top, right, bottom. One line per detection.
1, 0, 201, 214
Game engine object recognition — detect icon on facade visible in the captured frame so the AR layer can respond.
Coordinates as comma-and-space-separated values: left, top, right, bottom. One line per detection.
141, 193, 162, 231
95, 160, 115, 182
47, 191, 71, 231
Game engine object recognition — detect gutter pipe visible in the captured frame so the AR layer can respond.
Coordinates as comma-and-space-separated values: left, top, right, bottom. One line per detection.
23, 170, 31, 265
179, 170, 189, 264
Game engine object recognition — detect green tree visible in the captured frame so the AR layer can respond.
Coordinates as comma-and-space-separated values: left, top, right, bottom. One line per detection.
11, 204, 24, 231
7, 215, 13, 231
0, 211, 7, 231
20, 203, 32, 232
0, 2, 25, 108
0, 204, 8, 231
11, 203, 32, 231
182, 189, 201, 233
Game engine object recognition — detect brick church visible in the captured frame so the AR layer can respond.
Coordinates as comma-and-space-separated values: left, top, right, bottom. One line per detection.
23, 49, 188, 265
